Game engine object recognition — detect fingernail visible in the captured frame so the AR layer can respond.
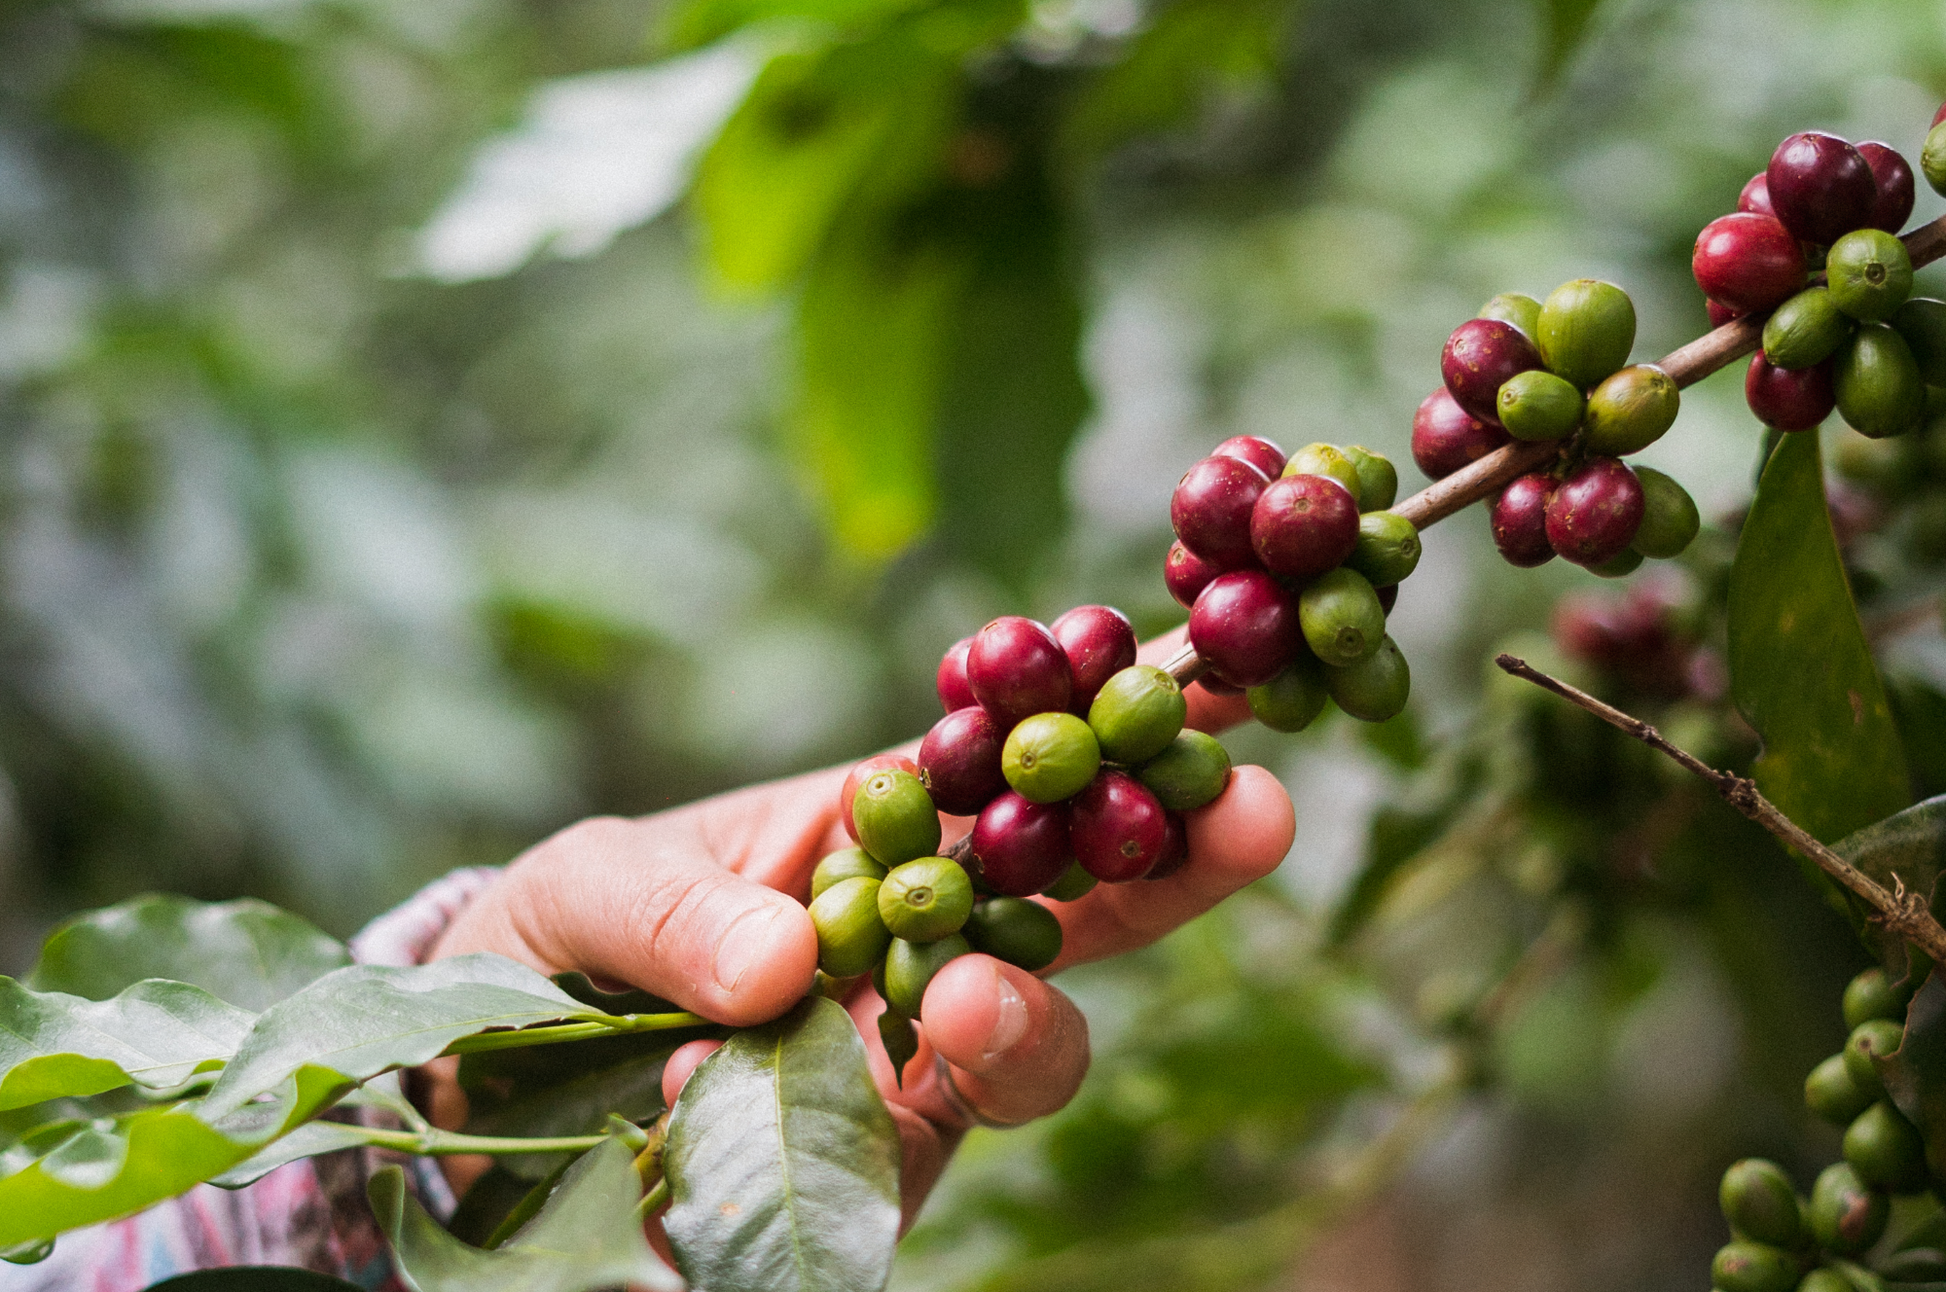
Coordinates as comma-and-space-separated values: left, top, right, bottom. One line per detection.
983, 971, 1030, 1062
713, 904, 784, 994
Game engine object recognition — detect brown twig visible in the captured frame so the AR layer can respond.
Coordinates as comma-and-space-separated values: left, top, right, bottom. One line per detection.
1493, 653, 1946, 963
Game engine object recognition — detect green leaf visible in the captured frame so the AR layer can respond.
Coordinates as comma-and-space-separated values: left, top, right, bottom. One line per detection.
1832, 795, 1946, 971
370, 1134, 681, 1292
1535, 0, 1606, 88
664, 0, 929, 50
663, 995, 901, 1292
1880, 969, 1946, 1189
0, 977, 256, 1109
463, 1047, 679, 1180
1727, 431, 1908, 853
143, 1269, 366, 1291
208, 1118, 376, 1189
28, 894, 348, 1011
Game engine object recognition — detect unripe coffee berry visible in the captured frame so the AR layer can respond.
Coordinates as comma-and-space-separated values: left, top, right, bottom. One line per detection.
1843, 1018, 1903, 1098
1299, 567, 1385, 667
1347, 511, 1421, 587
852, 767, 941, 865
964, 897, 1063, 971
1834, 324, 1926, 439
1490, 473, 1556, 568
841, 754, 921, 844
968, 616, 1073, 730
1341, 445, 1398, 510
1709, 1242, 1798, 1292
1768, 131, 1876, 245
919, 706, 1008, 816
1746, 351, 1835, 432
881, 933, 969, 1017
1412, 387, 1510, 480
1630, 466, 1700, 560
1051, 604, 1138, 713
1692, 213, 1805, 315
1136, 729, 1233, 811
1165, 540, 1223, 608
1002, 712, 1101, 803
1247, 656, 1330, 733
1189, 569, 1302, 687
1806, 1053, 1874, 1125
1442, 318, 1544, 423
1588, 547, 1643, 579
1040, 859, 1096, 902
1088, 665, 1187, 765
970, 791, 1072, 896
1171, 455, 1271, 567
878, 856, 975, 943
1496, 369, 1583, 441
1843, 1100, 1926, 1193
1893, 298, 1946, 386
1581, 364, 1679, 456
1762, 287, 1853, 370
809, 876, 892, 978
1211, 434, 1286, 480
1070, 769, 1170, 882
1737, 172, 1773, 215
1719, 1159, 1807, 1249
1924, 121, 1946, 198
1827, 228, 1913, 322
937, 637, 977, 713
1478, 291, 1541, 339
1326, 635, 1410, 722
1251, 474, 1359, 580
1843, 967, 1911, 1029
812, 847, 887, 900
1857, 141, 1915, 233
1797, 1272, 1850, 1292
1809, 1161, 1889, 1254
1283, 444, 1363, 504
1538, 278, 1636, 390
1545, 457, 1644, 567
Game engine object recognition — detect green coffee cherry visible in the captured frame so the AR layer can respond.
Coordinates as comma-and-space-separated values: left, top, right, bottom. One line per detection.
1325, 635, 1410, 723
882, 933, 970, 1017
1479, 291, 1542, 339
1892, 297, 1946, 387
1247, 656, 1329, 734
879, 1009, 919, 1085
1720, 1159, 1807, 1249
1876, 1249, 1946, 1282
1136, 730, 1232, 811
812, 847, 887, 900
1844, 1019, 1903, 1099
878, 856, 974, 943
1631, 466, 1700, 559
964, 897, 1063, 971
1342, 446, 1398, 511
1844, 1100, 1927, 1193
1835, 325, 1927, 440
1040, 860, 1097, 902
853, 769, 942, 866
1842, 967, 1910, 1029
1794, 1271, 1851, 1292
1088, 665, 1187, 765
1925, 121, 1946, 198
1808, 1162, 1888, 1254
1828, 228, 1914, 323
1763, 287, 1854, 370
1283, 443, 1362, 504
1003, 712, 1101, 803
1805, 1053, 1875, 1125
1347, 511, 1422, 587
809, 876, 892, 978
1581, 364, 1680, 455
1710, 1241, 1799, 1292
1299, 567, 1384, 667
1496, 369, 1585, 441
1538, 278, 1636, 390
1589, 548, 1645, 579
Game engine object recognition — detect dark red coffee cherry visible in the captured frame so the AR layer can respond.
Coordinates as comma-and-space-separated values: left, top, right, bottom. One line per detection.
1375, 582, 1398, 616
1746, 350, 1835, 431
1769, 131, 1876, 245
918, 706, 1007, 816
1250, 474, 1359, 580
1170, 455, 1270, 567
937, 636, 976, 713
1738, 172, 1773, 215
1707, 299, 1741, 328
840, 754, 921, 844
1194, 674, 1243, 697
1070, 770, 1170, 882
1857, 141, 1915, 234
1490, 473, 1557, 568
1164, 540, 1222, 609
1144, 812, 1189, 881
1937, 102, 1946, 128
1693, 213, 1806, 315
1411, 388, 1511, 480
967, 616, 1073, 729
1211, 435, 1286, 480
1051, 605, 1138, 713
1545, 457, 1644, 567
1188, 569, 1302, 688
968, 791, 1072, 897
1441, 318, 1543, 423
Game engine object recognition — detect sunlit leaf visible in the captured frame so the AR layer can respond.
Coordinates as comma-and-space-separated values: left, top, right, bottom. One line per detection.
143, 1269, 366, 1291
0, 977, 255, 1109
664, 995, 901, 1292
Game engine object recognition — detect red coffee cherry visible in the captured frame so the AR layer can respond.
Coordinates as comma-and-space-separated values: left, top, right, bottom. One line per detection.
937, 636, 976, 713
1490, 473, 1557, 568
1856, 141, 1915, 234
1211, 435, 1287, 480
1071, 770, 1170, 883
1194, 674, 1244, 697
1144, 812, 1190, 881
1707, 299, 1741, 328
1375, 582, 1398, 616
1768, 132, 1876, 245
1936, 102, 1946, 128
1188, 569, 1303, 688
1545, 457, 1645, 567
1745, 350, 1835, 431
1050, 604, 1138, 713
918, 706, 1008, 816
969, 791, 1073, 897
1441, 318, 1543, 423
1692, 213, 1805, 314
967, 616, 1073, 729
1552, 587, 1692, 698
840, 754, 922, 844
1737, 172, 1773, 215
1170, 455, 1270, 567
1250, 474, 1359, 580
1411, 387, 1510, 480
1164, 540, 1222, 609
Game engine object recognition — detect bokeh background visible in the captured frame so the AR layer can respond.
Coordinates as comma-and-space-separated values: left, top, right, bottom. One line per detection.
2, 0, 1945, 1287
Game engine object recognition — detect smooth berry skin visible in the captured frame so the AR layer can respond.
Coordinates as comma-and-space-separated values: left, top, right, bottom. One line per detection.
1194, 674, 1244, 697
1170, 455, 1270, 568
1376, 583, 1397, 616
1164, 540, 1222, 608
1707, 299, 1741, 328
1211, 435, 1287, 480
1857, 142, 1916, 234
1188, 569, 1302, 688
1545, 457, 1645, 568
1937, 103, 1946, 129
1490, 473, 1557, 568
1746, 350, 1835, 431
967, 616, 1073, 729
968, 791, 1072, 897
1441, 318, 1544, 423
918, 706, 1008, 816
841, 755, 921, 844
1250, 474, 1359, 580
1737, 172, 1773, 215
1051, 604, 1138, 713
1769, 132, 1876, 245
1144, 813, 1190, 882
1411, 388, 1510, 480
1693, 213, 1806, 314
937, 636, 976, 713
1070, 770, 1170, 883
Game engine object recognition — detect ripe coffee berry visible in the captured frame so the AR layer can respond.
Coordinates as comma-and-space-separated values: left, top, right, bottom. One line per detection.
1745, 351, 1835, 431
1490, 473, 1556, 568
969, 791, 1072, 896
1050, 604, 1138, 713
1692, 213, 1805, 314
852, 768, 942, 866
1165, 540, 1222, 608
918, 706, 1007, 816
1857, 141, 1915, 233
1412, 387, 1510, 480
936, 637, 977, 713
1251, 474, 1359, 579
1441, 318, 1544, 422
1768, 131, 1875, 245
1145, 812, 1190, 881
1171, 455, 1270, 567
1706, 299, 1741, 328
1211, 434, 1287, 480
967, 616, 1073, 729
1545, 457, 1644, 567
1070, 770, 1170, 882
842, 754, 921, 843
1189, 569, 1303, 687
1736, 172, 1773, 215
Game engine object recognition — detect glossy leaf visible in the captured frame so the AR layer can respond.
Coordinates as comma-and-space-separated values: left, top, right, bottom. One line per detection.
1832, 795, 1946, 971
27, 894, 349, 1011
370, 1134, 680, 1292
664, 995, 901, 1292
0, 977, 255, 1110
143, 1268, 366, 1291
209, 1118, 376, 1189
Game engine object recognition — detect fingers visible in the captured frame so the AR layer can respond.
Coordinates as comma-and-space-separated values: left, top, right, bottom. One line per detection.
1135, 626, 1253, 733
912, 956, 1089, 1129
661, 1039, 724, 1109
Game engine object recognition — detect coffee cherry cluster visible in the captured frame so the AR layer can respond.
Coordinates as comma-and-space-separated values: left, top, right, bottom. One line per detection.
1166, 437, 1415, 731
1551, 583, 1718, 702
1709, 968, 1932, 1291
